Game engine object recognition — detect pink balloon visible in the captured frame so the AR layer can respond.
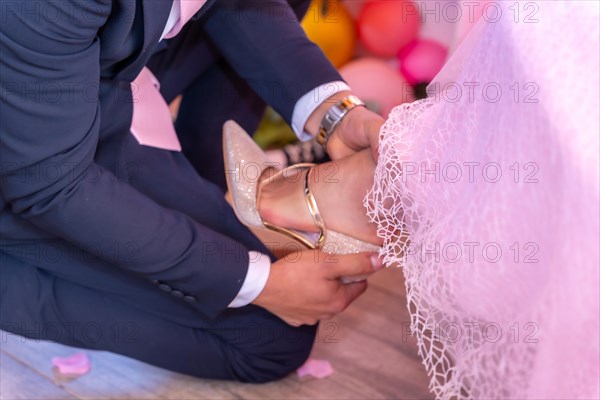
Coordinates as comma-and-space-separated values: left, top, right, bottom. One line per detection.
358, 0, 421, 57
398, 39, 448, 85
340, 58, 414, 117
341, 0, 365, 19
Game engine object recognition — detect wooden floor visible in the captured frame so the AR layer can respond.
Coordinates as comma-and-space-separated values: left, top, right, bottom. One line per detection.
0, 267, 433, 400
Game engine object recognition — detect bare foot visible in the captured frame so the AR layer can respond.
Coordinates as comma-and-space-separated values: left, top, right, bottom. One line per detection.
257, 150, 382, 246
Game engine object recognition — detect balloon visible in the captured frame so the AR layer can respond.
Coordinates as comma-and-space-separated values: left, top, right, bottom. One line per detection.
358, 0, 421, 57
398, 39, 448, 85
301, 0, 357, 68
339, 58, 414, 117
341, 0, 366, 19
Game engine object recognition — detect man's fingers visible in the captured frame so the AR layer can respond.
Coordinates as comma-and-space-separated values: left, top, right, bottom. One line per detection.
342, 281, 368, 306
326, 133, 355, 161
283, 317, 318, 327
325, 252, 383, 279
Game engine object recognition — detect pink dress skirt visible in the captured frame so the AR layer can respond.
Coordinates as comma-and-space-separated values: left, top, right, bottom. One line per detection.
367, 2, 600, 398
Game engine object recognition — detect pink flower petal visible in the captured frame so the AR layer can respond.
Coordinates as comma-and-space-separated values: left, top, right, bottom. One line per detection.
296, 358, 334, 379
51, 352, 91, 376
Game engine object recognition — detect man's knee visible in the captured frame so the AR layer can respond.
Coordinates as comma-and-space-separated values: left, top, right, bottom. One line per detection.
225, 321, 317, 383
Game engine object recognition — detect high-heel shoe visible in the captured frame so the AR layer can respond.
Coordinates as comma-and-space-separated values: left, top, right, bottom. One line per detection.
223, 120, 380, 282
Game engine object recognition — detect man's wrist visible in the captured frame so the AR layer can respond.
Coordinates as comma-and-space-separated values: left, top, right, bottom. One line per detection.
228, 251, 271, 308
303, 90, 354, 138
316, 95, 366, 148
250, 261, 277, 309
291, 82, 351, 141
325, 106, 385, 160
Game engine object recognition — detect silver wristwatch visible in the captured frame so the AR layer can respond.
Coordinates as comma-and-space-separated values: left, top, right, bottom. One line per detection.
316, 95, 365, 148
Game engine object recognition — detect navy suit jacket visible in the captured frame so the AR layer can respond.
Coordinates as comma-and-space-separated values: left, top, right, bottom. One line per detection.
0, 0, 341, 317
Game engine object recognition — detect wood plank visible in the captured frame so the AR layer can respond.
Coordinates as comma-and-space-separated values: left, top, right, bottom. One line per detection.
224, 272, 431, 400
345, 268, 422, 352
1, 333, 372, 400
0, 337, 237, 400
312, 319, 432, 399
0, 351, 77, 400
0, 266, 432, 400
226, 316, 430, 399
368, 264, 406, 298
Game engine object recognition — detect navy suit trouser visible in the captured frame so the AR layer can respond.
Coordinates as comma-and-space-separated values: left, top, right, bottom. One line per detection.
0, 3, 316, 383
0, 132, 316, 382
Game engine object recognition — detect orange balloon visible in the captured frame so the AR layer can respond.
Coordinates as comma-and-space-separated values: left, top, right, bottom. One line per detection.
301, 0, 357, 68
359, 0, 421, 57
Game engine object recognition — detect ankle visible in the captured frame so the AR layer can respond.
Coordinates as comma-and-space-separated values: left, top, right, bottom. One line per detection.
257, 167, 318, 233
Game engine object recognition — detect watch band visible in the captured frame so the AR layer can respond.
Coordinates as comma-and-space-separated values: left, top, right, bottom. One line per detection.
316, 95, 365, 148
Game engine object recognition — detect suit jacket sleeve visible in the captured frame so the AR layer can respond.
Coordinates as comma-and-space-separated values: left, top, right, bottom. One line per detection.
201, 0, 344, 123
0, 0, 248, 318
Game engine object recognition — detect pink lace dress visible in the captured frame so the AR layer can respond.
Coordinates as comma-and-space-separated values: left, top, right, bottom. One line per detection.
367, 2, 599, 398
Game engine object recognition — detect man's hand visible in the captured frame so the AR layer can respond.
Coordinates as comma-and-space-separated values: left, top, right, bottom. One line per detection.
304, 90, 384, 162
252, 250, 383, 326
326, 105, 384, 162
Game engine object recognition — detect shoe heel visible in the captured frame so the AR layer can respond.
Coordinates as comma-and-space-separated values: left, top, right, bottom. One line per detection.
223, 120, 269, 228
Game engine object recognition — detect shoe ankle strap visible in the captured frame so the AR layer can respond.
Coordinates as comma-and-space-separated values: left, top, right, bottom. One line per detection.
304, 167, 326, 248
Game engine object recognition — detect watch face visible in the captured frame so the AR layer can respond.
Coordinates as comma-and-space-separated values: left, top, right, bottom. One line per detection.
319, 96, 365, 145
330, 104, 346, 120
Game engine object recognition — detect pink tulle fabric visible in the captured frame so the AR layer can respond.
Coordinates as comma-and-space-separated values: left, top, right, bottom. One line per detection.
367, 2, 600, 399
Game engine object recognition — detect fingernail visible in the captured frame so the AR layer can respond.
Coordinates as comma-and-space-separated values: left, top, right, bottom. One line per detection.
370, 254, 384, 271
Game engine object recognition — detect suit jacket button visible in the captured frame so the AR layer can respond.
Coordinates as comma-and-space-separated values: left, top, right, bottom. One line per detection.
151, 280, 160, 285
183, 295, 197, 303
171, 290, 184, 298
158, 283, 171, 292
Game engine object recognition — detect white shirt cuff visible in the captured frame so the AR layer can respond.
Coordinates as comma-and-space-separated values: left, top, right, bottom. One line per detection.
291, 81, 351, 142
160, 0, 180, 41
228, 251, 271, 308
